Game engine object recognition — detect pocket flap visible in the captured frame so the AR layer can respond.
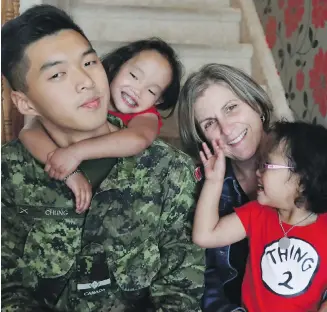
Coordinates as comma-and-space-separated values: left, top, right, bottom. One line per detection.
110, 237, 161, 291
23, 218, 82, 278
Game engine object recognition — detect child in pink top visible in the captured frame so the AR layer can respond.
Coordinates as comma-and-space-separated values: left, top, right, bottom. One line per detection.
19, 38, 182, 212
193, 121, 327, 312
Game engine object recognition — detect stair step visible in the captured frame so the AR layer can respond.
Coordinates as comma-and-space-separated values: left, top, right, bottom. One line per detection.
71, 6, 241, 45
75, 0, 231, 11
94, 41, 253, 77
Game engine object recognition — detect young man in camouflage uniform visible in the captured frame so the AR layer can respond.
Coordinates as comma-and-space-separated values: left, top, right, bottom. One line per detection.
1, 5, 204, 311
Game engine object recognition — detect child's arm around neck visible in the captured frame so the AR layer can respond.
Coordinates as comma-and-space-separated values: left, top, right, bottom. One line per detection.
19, 112, 159, 180
19, 112, 159, 166
70, 112, 159, 160
19, 117, 58, 163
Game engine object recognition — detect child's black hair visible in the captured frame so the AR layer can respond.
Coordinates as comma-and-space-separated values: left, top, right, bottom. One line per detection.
268, 121, 327, 214
101, 37, 183, 117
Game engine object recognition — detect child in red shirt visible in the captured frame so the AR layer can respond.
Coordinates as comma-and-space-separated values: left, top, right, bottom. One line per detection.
193, 121, 327, 312
19, 38, 182, 212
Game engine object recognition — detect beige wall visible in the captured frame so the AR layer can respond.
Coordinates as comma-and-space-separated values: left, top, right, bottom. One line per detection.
1, 0, 24, 143
253, 0, 327, 126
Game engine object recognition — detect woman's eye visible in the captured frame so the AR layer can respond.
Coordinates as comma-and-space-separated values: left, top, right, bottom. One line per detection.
130, 72, 138, 80
226, 104, 237, 113
204, 120, 215, 130
148, 89, 156, 96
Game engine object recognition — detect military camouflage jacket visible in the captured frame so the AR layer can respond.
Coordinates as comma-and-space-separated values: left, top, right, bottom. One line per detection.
1, 124, 204, 311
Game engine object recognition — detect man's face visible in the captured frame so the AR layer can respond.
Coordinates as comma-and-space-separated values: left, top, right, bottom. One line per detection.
23, 29, 110, 132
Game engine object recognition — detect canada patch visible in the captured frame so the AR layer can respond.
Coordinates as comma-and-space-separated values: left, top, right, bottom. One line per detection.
194, 166, 203, 182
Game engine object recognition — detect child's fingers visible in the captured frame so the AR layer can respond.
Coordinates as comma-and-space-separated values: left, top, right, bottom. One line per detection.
85, 190, 92, 211
58, 168, 68, 181
81, 187, 91, 213
202, 142, 213, 159
45, 152, 55, 171
213, 139, 226, 159
75, 189, 82, 213
56, 168, 65, 181
78, 188, 85, 214
44, 162, 51, 173
79, 188, 87, 213
199, 151, 208, 165
80, 193, 91, 213
58, 173, 66, 181
75, 189, 81, 212
48, 167, 56, 178
212, 140, 221, 155
216, 138, 226, 152
53, 169, 61, 181
47, 151, 55, 160
60, 165, 70, 175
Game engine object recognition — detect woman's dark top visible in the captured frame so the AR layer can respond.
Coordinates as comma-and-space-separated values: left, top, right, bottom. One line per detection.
200, 158, 249, 312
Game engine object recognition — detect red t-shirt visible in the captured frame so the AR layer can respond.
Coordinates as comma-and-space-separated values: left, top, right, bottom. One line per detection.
108, 106, 163, 133
235, 201, 327, 312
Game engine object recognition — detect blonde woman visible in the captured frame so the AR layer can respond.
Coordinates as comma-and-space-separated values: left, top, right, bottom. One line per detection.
178, 64, 273, 311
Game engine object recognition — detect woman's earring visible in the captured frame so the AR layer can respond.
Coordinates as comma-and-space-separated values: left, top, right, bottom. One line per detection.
260, 115, 265, 123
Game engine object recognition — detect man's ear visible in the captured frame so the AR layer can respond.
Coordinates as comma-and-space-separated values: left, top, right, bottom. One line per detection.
11, 91, 40, 116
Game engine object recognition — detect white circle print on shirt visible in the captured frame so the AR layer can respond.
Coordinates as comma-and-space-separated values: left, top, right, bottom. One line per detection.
261, 238, 319, 297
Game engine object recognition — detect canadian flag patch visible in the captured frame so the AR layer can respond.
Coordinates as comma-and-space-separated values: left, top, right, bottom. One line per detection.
194, 166, 203, 182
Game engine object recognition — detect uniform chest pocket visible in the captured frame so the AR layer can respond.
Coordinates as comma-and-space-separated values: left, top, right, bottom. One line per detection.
23, 218, 82, 279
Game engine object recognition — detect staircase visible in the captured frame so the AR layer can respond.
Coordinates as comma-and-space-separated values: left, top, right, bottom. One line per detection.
58, 0, 290, 148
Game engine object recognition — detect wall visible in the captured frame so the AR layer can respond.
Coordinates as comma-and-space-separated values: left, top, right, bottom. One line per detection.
1, 0, 24, 143
254, 0, 327, 126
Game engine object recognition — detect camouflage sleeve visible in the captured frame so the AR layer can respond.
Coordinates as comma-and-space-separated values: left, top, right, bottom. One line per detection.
1, 157, 53, 312
150, 159, 205, 311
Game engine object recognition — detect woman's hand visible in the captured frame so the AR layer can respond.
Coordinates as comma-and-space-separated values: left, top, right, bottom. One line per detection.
200, 140, 226, 183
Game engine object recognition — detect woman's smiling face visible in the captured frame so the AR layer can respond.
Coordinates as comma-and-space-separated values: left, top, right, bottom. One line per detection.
194, 83, 264, 161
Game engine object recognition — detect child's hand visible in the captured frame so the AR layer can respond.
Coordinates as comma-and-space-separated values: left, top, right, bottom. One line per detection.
65, 172, 92, 213
45, 146, 82, 180
200, 140, 226, 182
318, 299, 327, 312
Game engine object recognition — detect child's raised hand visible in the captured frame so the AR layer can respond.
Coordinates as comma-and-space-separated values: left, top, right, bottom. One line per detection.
65, 172, 92, 213
200, 140, 226, 182
45, 147, 82, 180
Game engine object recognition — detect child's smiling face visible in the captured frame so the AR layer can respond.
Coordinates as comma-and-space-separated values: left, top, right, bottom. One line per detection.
256, 139, 300, 210
110, 50, 172, 114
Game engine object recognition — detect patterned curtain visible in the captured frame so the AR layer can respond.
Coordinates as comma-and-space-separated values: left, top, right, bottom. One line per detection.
1, 0, 24, 144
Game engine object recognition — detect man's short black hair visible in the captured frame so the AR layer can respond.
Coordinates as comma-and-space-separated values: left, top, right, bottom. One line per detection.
1, 4, 90, 92
268, 121, 327, 214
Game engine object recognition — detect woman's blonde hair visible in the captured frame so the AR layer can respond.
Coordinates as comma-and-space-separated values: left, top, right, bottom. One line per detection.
178, 64, 273, 159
